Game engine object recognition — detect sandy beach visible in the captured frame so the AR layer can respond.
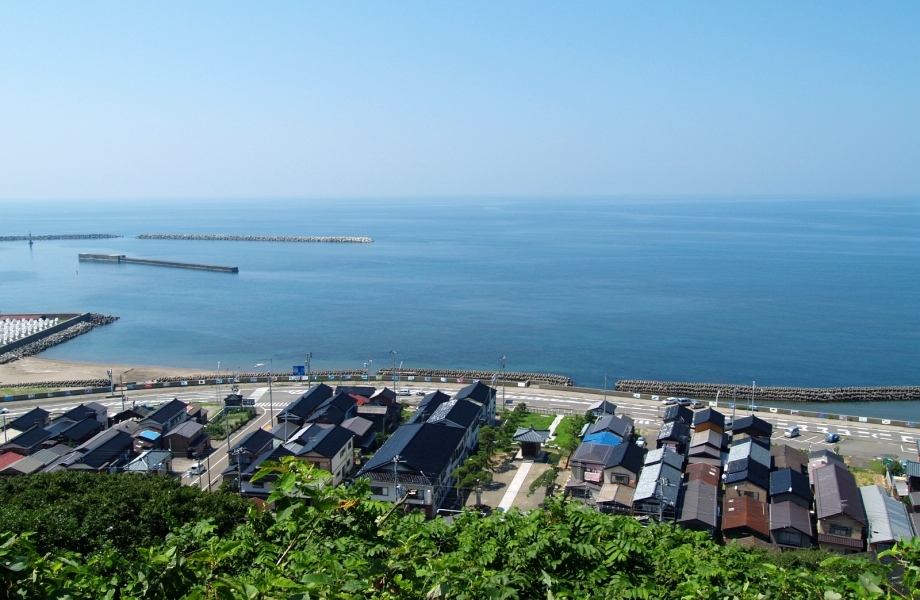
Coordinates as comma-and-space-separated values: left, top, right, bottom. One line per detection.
0, 356, 203, 387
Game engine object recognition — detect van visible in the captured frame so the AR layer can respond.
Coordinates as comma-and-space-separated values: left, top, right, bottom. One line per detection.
188, 463, 205, 477
784, 426, 800, 438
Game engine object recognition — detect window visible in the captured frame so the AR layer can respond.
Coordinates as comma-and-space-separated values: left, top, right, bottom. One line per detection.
610, 473, 630, 485
738, 490, 760, 501
829, 524, 852, 537
775, 531, 804, 546
250, 481, 265, 489
371, 486, 389, 497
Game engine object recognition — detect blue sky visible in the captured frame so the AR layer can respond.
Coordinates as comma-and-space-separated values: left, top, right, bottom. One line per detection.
1, 3, 918, 200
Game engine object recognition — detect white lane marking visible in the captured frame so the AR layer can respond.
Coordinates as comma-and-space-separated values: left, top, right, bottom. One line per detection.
248, 387, 269, 401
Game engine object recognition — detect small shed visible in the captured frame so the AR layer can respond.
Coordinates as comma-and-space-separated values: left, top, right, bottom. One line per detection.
513, 426, 551, 459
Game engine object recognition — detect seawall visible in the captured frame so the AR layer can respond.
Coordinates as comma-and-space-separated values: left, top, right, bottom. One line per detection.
137, 234, 373, 243
0, 314, 119, 365
78, 253, 238, 273
616, 379, 920, 403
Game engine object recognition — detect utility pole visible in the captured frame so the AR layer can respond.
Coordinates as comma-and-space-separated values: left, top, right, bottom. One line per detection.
731, 386, 738, 427
390, 350, 398, 393
603, 373, 608, 415
306, 352, 313, 389
750, 381, 756, 414
657, 477, 673, 523
500, 355, 506, 413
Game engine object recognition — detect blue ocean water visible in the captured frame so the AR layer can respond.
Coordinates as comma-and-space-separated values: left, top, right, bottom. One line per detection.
1, 198, 919, 396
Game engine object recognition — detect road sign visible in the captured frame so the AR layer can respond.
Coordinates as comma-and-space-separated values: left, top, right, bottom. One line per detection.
293, 365, 305, 376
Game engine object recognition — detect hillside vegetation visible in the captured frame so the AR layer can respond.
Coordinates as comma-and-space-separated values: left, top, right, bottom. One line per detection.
1, 461, 918, 599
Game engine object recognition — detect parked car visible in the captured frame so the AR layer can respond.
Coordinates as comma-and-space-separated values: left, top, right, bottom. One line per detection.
825, 432, 840, 443
397, 389, 412, 397
689, 399, 704, 409
415, 390, 426, 396
635, 436, 647, 449
663, 397, 678, 405
784, 426, 800, 438
677, 397, 692, 406
724, 417, 733, 431
188, 463, 206, 477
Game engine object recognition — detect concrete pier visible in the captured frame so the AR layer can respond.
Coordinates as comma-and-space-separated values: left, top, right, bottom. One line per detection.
0, 234, 121, 242
136, 234, 373, 243
78, 253, 238, 273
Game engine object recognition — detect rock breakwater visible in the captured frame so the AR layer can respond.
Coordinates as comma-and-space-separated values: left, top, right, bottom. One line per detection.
0, 314, 119, 365
137, 234, 373, 243
616, 379, 920, 403
0, 234, 121, 242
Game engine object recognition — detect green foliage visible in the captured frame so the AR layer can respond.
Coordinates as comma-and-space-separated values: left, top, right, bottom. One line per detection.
0, 471, 249, 558
204, 407, 256, 438
527, 466, 559, 497
1, 463, 917, 598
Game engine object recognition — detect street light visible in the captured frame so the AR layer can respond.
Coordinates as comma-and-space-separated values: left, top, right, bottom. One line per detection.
107, 369, 114, 398
603, 373, 608, 414
120, 368, 134, 411
1, 408, 8, 443
390, 350, 398, 393
306, 352, 313, 389
216, 361, 222, 407
364, 359, 372, 381
500, 355, 506, 413
255, 358, 274, 423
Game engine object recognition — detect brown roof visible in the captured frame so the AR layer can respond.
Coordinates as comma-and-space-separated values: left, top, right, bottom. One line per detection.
770, 500, 813, 536
814, 463, 866, 525
771, 444, 807, 473
722, 496, 770, 538
595, 483, 635, 507
685, 462, 721, 487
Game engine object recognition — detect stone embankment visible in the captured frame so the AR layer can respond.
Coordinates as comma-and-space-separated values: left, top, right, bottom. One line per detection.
137, 234, 373, 243
379, 368, 573, 386
616, 379, 920, 403
0, 234, 121, 242
0, 315, 119, 365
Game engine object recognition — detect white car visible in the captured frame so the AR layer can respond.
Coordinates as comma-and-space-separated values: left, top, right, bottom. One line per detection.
662, 397, 678, 405
188, 464, 206, 477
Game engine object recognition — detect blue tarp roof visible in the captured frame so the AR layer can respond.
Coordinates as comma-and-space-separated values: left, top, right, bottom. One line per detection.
138, 429, 161, 441
583, 431, 623, 446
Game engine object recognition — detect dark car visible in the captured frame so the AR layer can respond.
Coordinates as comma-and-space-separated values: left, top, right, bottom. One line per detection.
825, 432, 840, 443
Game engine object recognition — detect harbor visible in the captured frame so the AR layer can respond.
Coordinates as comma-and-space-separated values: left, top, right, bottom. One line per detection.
77, 253, 238, 273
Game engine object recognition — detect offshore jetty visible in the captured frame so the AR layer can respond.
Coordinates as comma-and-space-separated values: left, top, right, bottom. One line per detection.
137, 234, 373, 243
0, 313, 118, 365
379, 367, 574, 386
0, 234, 121, 242
616, 379, 920, 403
78, 253, 238, 274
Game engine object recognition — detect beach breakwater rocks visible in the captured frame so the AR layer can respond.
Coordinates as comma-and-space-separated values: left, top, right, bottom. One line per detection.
616, 379, 920, 403
0, 314, 119, 365
379, 368, 574, 386
137, 234, 373, 243
0, 234, 121, 242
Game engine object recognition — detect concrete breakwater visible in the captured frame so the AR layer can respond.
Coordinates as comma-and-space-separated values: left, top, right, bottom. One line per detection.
78, 253, 238, 273
0, 234, 121, 242
379, 368, 574, 386
137, 234, 374, 243
0, 314, 119, 365
616, 379, 920, 403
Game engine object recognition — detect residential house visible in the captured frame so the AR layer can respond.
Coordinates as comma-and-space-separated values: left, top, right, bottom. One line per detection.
452, 381, 496, 425
860, 485, 915, 552
685, 462, 722, 488
583, 414, 634, 447
357, 422, 469, 518
905, 460, 920, 493
239, 445, 296, 498
662, 404, 693, 426
567, 441, 646, 501
222, 428, 280, 491
164, 421, 211, 457
306, 391, 358, 426
411, 391, 452, 424
369, 387, 398, 406
808, 449, 846, 484
587, 400, 618, 418
0, 427, 52, 456
7, 408, 50, 436
357, 404, 402, 433
186, 403, 208, 425
513, 427, 550, 459
677, 480, 720, 535
276, 384, 334, 428
54, 418, 105, 446
0, 452, 24, 474
62, 402, 108, 426
335, 385, 377, 399
594, 483, 636, 515
425, 398, 482, 457
341, 416, 377, 452
770, 468, 812, 508
687, 429, 726, 467
632, 458, 682, 521
722, 496, 771, 542
138, 399, 189, 435
730, 415, 772, 447
133, 429, 163, 452
772, 444, 808, 474
727, 438, 771, 469
283, 423, 354, 485
769, 500, 813, 548
49, 428, 135, 472
692, 408, 726, 435
814, 462, 866, 553
124, 450, 173, 475
656, 420, 690, 454
724, 458, 771, 503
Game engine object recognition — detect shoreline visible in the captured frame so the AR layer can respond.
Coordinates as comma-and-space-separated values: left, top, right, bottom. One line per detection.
0, 356, 204, 387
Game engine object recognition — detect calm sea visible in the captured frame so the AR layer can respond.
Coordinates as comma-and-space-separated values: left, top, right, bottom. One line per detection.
1, 197, 919, 418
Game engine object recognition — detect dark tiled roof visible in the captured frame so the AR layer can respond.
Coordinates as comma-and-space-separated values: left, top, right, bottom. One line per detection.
724, 458, 771, 492
453, 381, 493, 404
166, 421, 204, 440
341, 416, 374, 437
814, 462, 866, 525
662, 405, 693, 425
357, 422, 466, 482
513, 426, 551, 444
728, 437, 771, 468
677, 480, 719, 529
571, 441, 645, 473
63, 403, 104, 422
772, 444, 808, 472
644, 447, 684, 470
808, 449, 845, 465
336, 386, 376, 398
633, 461, 681, 505
242, 445, 295, 476
587, 414, 634, 438
657, 420, 690, 443
689, 429, 723, 450
427, 399, 480, 429
280, 384, 333, 419
3, 426, 51, 450
693, 408, 725, 429
287, 425, 352, 458
588, 400, 618, 414
770, 468, 812, 502
235, 428, 279, 454
770, 500, 813, 536
9, 408, 49, 431
145, 399, 188, 425
412, 391, 452, 423
732, 415, 773, 437
59, 418, 104, 442
78, 430, 134, 469
45, 418, 78, 436
904, 460, 920, 478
